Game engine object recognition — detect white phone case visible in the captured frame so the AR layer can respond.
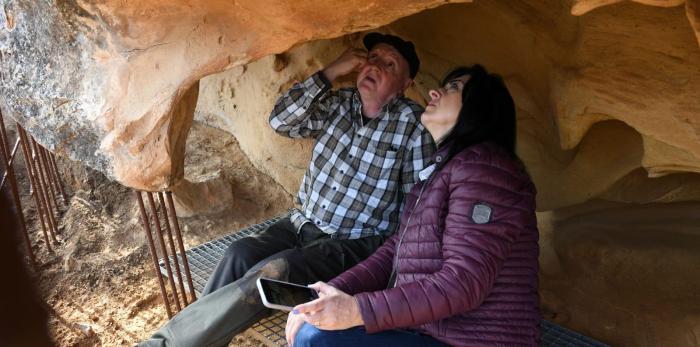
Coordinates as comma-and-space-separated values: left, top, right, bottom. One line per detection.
256, 277, 307, 311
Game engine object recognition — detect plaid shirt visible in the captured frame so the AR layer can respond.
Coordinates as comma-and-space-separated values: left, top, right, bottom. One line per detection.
269, 72, 434, 239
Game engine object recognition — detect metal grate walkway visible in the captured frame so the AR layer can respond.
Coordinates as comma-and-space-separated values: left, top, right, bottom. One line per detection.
160, 216, 609, 347
540, 320, 608, 346
159, 215, 287, 345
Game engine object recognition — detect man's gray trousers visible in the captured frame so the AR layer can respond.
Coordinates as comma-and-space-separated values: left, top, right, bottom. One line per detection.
138, 217, 383, 347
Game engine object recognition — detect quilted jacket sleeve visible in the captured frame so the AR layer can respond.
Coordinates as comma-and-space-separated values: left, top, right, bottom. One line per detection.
328, 232, 398, 295
354, 151, 534, 333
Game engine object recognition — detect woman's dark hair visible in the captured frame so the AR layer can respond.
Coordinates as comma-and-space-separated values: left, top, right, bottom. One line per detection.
439, 64, 517, 164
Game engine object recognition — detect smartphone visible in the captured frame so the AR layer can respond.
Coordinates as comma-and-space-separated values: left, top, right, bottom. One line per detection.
256, 277, 318, 311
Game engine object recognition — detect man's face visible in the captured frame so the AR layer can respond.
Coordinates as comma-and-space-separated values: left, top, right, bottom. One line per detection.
356, 43, 412, 106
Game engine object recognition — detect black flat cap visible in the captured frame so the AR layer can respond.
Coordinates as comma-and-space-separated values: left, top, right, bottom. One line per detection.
363, 32, 420, 79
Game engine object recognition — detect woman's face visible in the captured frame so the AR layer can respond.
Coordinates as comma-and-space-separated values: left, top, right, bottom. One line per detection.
422, 74, 471, 139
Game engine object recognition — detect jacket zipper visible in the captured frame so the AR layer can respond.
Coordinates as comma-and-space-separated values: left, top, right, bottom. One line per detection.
388, 174, 434, 288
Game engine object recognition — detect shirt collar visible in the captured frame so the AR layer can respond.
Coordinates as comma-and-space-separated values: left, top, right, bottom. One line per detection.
352, 90, 402, 123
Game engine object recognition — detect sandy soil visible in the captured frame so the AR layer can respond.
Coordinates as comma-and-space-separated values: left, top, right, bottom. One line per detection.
13, 122, 294, 346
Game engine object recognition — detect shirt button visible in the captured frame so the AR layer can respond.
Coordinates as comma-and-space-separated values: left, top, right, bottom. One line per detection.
340, 169, 345, 174
332, 186, 337, 191
316, 221, 321, 225
349, 155, 353, 159
322, 205, 327, 209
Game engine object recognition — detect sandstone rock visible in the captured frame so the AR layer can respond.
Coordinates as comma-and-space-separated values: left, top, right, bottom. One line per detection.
170, 171, 233, 218
174, 121, 293, 223
541, 200, 700, 345
0, 0, 469, 190
571, 0, 685, 16
689, 0, 700, 46
195, 37, 351, 195
599, 168, 700, 203
197, 1, 700, 210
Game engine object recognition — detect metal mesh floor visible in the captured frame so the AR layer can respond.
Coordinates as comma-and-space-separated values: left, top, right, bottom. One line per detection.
159, 216, 609, 347
159, 216, 283, 296
540, 320, 609, 346
159, 215, 287, 346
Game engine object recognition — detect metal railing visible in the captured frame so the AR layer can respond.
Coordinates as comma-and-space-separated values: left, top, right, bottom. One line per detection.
0, 111, 67, 268
134, 191, 197, 317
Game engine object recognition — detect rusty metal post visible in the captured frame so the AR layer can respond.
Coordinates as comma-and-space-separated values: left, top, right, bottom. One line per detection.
135, 191, 173, 318
158, 192, 188, 307
30, 138, 58, 241
0, 138, 20, 189
146, 192, 182, 312
37, 145, 60, 217
40, 147, 59, 202
17, 127, 51, 253
48, 152, 68, 203
41, 147, 64, 208
165, 191, 197, 303
0, 112, 36, 267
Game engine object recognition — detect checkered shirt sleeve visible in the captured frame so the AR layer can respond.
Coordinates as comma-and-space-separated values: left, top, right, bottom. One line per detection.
269, 72, 339, 138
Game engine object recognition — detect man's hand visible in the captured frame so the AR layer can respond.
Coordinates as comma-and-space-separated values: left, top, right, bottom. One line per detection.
293, 282, 365, 330
322, 48, 368, 82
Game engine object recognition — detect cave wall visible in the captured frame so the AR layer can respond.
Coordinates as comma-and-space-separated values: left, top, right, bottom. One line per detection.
193, 1, 700, 345
0, 0, 468, 190
196, 1, 700, 209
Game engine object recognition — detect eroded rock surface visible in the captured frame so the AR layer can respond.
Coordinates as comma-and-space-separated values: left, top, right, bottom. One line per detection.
196, 1, 700, 208
0, 0, 468, 190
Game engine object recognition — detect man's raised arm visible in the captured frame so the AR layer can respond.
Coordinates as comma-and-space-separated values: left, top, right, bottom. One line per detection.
269, 48, 368, 138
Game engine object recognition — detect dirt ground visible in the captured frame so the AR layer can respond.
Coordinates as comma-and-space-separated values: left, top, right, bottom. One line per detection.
12, 122, 294, 346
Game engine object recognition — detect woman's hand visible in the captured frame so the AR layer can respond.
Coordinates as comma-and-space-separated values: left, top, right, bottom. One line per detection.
285, 309, 306, 347
293, 282, 364, 330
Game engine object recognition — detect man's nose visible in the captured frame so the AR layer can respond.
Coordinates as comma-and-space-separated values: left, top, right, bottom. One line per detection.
365, 60, 382, 71
367, 58, 388, 71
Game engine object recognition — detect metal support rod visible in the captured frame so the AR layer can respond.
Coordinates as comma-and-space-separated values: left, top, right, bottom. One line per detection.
48, 152, 67, 203
18, 127, 51, 253
0, 138, 20, 189
165, 191, 196, 303
30, 138, 58, 242
41, 147, 63, 208
40, 147, 58, 202
146, 192, 182, 312
135, 191, 173, 318
37, 145, 60, 218
158, 192, 188, 307
0, 113, 36, 268
30, 138, 58, 241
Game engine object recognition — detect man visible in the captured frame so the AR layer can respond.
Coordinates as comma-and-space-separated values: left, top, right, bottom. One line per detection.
139, 32, 434, 347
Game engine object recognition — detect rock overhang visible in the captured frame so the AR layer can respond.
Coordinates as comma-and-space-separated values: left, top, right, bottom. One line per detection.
0, 0, 698, 195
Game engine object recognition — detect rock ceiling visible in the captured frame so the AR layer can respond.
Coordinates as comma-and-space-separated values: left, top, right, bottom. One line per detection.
0, 0, 698, 192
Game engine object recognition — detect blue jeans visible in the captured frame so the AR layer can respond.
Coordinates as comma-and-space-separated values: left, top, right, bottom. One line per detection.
294, 323, 449, 347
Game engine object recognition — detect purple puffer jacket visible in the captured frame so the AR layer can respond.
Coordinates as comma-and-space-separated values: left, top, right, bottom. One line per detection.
329, 142, 540, 346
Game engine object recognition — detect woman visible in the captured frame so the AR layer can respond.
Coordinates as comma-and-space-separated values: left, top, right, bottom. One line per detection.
285, 64, 540, 346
